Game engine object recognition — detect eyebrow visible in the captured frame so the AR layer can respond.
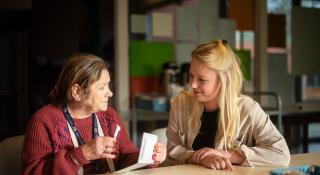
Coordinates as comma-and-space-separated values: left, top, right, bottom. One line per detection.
190, 72, 209, 79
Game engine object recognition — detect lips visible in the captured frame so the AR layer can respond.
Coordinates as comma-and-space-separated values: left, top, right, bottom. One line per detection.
194, 93, 202, 97
192, 89, 202, 94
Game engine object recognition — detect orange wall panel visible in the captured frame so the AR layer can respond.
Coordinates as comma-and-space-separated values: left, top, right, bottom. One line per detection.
229, 0, 254, 31
130, 76, 162, 97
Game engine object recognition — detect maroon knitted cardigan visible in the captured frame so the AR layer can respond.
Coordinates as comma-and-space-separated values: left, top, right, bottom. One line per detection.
21, 104, 139, 175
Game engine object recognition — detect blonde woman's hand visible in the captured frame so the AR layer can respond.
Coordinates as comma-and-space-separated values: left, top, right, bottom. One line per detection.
82, 136, 117, 161
200, 154, 233, 170
191, 147, 233, 170
192, 147, 224, 164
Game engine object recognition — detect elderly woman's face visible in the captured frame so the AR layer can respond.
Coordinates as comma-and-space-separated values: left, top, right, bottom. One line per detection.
189, 58, 221, 105
80, 69, 113, 113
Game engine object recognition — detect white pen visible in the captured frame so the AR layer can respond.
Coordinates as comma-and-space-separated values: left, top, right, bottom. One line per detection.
107, 124, 121, 173
114, 124, 121, 139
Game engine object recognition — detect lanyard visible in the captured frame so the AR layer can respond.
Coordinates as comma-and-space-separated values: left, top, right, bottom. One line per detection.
62, 104, 99, 144
62, 104, 101, 173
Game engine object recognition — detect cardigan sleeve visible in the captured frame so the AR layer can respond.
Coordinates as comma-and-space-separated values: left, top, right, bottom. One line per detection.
166, 96, 195, 164
234, 101, 291, 167
21, 110, 90, 175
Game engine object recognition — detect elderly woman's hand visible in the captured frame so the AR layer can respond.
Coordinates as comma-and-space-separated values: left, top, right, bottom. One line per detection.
152, 142, 167, 165
82, 136, 117, 161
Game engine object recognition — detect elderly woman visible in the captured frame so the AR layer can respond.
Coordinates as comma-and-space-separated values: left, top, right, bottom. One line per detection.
167, 40, 290, 170
22, 53, 166, 174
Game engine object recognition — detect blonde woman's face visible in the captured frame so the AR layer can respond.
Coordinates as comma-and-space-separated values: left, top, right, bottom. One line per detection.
189, 58, 221, 106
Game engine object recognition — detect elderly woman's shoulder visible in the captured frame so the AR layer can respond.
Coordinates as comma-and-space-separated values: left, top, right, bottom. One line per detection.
35, 104, 61, 115
29, 104, 63, 124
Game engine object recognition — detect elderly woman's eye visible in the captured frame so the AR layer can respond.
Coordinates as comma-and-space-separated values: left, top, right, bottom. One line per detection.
98, 85, 105, 90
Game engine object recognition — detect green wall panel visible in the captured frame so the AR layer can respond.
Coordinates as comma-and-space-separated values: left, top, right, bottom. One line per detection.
235, 50, 251, 81
129, 40, 174, 76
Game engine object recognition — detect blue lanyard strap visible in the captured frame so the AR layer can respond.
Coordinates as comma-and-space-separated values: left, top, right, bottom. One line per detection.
62, 104, 99, 145
62, 104, 102, 172
92, 113, 99, 138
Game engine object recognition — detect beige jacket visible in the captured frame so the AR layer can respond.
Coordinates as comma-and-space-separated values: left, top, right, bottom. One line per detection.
167, 91, 290, 167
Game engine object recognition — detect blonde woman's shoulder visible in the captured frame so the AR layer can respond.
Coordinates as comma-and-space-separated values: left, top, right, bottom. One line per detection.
172, 90, 197, 108
237, 95, 258, 116
173, 90, 193, 101
237, 95, 267, 120
237, 95, 256, 106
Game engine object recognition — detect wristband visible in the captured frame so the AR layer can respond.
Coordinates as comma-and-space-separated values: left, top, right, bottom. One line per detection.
69, 151, 80, 166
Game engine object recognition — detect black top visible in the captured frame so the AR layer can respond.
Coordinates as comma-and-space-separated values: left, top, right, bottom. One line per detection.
192, 109, 219, 150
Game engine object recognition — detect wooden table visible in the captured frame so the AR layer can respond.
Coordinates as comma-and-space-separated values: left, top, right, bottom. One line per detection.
110, 152, 320, 175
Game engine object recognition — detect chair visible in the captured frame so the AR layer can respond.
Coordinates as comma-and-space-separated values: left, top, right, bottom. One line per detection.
0, 135, 25, 175
151, 127, 167, 145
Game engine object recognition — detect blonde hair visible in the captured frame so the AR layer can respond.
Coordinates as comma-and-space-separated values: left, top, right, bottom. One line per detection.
190, 39, 244, 150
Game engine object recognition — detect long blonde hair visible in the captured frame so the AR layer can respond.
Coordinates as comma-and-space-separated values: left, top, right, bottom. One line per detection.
190, 39, 244, 150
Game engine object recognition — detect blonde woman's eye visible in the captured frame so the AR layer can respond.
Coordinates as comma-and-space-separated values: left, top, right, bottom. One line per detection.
98, 86, 104, 90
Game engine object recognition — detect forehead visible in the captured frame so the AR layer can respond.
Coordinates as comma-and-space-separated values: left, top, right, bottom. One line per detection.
93, 69, 110, 84
190, 58, 216, 76
100, 69, 110, 80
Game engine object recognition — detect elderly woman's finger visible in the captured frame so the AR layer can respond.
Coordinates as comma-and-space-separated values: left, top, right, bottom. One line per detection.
101, 136, 117, 147
153, 152, 166, 162
101, 152, 117, 159
104, 147, 117, 154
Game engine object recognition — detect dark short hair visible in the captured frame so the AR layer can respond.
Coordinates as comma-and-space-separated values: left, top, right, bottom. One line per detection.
49, 53, 108, 105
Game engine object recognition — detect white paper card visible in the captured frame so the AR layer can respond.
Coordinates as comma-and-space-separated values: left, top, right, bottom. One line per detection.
114, 132, 158, 174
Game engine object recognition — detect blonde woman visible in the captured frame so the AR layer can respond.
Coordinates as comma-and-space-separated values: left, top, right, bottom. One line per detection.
166, 40, 290, 170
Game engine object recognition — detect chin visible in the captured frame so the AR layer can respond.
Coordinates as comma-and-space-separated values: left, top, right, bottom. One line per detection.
195, 96, 208, 103
196, 98, 205, 103
97, 105, 108, 112
194, 94, 203, 100
102, 105, 108, 111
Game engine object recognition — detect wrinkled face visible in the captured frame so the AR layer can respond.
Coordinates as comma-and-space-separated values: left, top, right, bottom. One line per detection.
80, 69, 113, 113
189, 58, 221, 104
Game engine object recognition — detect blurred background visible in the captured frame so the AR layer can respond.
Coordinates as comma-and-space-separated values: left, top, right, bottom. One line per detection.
0, 0, 319, 154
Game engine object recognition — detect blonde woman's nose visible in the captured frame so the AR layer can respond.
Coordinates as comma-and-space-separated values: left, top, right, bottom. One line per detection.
189, 79, 198, 89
